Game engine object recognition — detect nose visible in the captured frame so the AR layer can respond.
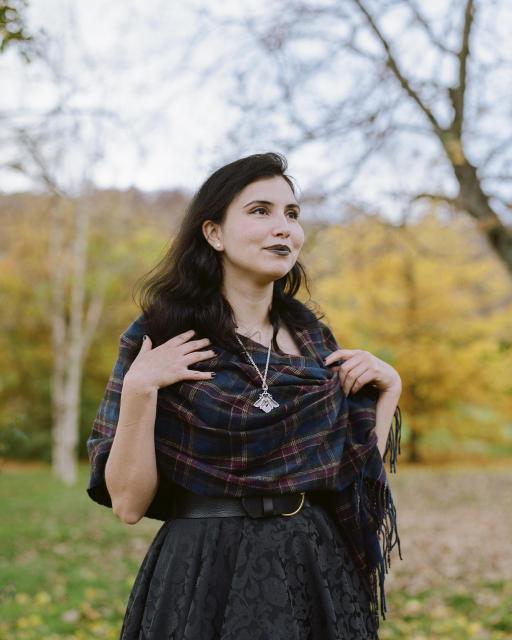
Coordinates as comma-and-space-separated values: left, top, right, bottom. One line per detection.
271, 211, 293, 235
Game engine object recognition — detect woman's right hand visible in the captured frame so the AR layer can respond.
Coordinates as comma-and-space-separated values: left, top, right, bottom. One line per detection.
124, 330, 216, 391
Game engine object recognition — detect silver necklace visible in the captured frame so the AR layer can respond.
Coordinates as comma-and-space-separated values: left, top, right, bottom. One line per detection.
235, 328, 279, 413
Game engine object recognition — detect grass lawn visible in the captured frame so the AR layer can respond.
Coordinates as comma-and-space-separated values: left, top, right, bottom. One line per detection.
1, 462, 511, 639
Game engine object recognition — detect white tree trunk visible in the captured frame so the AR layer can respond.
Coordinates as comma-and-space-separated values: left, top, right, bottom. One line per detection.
50, 196, 105, 484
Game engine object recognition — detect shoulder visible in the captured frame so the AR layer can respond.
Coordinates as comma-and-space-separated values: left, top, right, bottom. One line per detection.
111, 313, 147, 373
316, 319, 340, 351
295, 309, 341, 357
120, 312, 146, 347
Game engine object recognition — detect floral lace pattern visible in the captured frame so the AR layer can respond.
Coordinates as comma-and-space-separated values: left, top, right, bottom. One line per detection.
120, 497, 380, 639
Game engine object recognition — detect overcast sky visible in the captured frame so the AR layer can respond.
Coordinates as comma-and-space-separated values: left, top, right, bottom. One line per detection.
1, 0, 510, 224
1, 1, 246, 193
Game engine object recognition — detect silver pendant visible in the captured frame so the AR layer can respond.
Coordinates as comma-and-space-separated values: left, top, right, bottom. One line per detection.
253, 390, 279, 413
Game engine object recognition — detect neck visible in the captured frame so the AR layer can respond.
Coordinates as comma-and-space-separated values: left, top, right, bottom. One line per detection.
221, 273, 274, 339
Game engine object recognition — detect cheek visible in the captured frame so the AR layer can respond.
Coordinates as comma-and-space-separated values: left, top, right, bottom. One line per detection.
244, 230, 265, 249
226, 219, 262, 247
242, 223, 269, 247
232, 228, 266, 257
294, 226, 305, 248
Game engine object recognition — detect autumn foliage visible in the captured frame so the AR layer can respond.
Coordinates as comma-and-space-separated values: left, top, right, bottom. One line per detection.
0, 190, 511, 465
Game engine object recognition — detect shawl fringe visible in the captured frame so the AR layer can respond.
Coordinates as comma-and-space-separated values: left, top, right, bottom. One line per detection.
357, 404, 403, 624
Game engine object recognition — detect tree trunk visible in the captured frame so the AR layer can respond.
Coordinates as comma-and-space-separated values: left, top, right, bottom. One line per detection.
49, 196, 105, 484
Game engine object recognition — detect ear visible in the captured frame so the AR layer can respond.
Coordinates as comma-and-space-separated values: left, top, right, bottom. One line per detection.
202, 219, 222, 250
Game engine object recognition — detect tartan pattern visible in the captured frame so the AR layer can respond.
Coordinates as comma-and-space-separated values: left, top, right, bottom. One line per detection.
86, 308, 402, 623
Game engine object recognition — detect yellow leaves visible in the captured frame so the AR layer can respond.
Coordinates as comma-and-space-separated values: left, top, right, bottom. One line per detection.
303, 209, 512, 462
467, 621, 484, 635
34, 591, 51, 605
83, 586, 97, 599
125, 575, 136, 588
15, 614, 42, 629
80, 601, 100, 621
14, 592, 30, 605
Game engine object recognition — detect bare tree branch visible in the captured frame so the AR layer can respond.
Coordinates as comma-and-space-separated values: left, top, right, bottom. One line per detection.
351, 0, 444, 135
409, 191, 467, 209
405, 0, 457, 55
448, 0, 475, 137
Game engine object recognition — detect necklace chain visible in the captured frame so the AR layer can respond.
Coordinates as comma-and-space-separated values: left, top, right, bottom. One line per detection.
234, 328, 279, 413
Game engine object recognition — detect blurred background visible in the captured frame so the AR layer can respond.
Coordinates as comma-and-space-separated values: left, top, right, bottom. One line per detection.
1, 1, 511, 638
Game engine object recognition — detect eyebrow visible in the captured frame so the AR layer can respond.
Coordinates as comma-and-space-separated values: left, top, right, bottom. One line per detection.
243, 199, 301, 212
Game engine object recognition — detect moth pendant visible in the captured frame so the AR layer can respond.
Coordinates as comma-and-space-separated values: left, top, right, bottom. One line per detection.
253, 390, 279, 413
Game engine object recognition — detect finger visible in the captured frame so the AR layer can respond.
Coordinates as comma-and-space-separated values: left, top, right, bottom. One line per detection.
349, 369, 375, 395
182, 369, 216, 381
325, 357, 345, 368
168, 329, 196, 345
339, 361, 362, 394
324, 352, 345, 367
336, 355, 364, 385
341, 364, 370, 395
324, 348, 356, 366
184, 349, 217, 365
180, 337, 212, 355
139, 334, 152, 351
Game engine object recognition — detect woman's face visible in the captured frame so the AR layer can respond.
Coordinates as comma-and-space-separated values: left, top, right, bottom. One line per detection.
204, 176, 305, 285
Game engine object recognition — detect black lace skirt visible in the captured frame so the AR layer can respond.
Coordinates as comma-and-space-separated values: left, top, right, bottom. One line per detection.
119, 494, 380, 639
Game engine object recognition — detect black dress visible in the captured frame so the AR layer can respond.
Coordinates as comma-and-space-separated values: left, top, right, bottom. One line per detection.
119, 490, 380, 639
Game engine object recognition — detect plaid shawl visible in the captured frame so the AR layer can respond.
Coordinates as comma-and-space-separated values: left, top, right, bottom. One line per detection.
86, 309, 402, 623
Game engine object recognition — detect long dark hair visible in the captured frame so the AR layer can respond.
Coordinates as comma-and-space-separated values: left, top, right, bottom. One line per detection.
132, 151, 325, 354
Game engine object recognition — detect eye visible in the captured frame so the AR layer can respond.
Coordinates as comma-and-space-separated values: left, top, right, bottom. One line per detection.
250, 207, 299, 220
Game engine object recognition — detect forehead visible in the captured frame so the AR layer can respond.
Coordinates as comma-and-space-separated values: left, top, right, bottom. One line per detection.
233, 176, 299, 206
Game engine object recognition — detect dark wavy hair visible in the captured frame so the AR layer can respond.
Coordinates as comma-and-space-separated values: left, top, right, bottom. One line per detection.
132, 151, 325, 354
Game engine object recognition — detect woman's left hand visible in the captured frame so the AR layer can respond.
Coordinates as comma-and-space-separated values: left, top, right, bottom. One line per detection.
324, 348, 401, 396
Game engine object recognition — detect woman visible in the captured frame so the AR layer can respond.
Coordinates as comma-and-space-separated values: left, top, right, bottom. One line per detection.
86, 152, 403, 639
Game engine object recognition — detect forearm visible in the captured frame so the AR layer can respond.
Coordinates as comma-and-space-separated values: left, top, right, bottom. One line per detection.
105, 377, 159, 524
374, 385, 402, 459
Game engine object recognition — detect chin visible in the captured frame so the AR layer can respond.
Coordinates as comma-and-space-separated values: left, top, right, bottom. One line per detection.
267, 267, 293, 281
250, 255, 295, 279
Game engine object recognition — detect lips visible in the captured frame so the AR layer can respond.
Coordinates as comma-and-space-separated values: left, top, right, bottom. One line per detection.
264, 245, 291, 253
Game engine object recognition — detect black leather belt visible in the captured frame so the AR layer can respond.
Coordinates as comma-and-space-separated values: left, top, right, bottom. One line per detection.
170, 487, 312, 519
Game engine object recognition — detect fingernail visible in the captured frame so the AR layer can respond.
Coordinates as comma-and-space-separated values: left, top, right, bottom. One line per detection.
210, 372, 216, 377
143, 335, 148, 341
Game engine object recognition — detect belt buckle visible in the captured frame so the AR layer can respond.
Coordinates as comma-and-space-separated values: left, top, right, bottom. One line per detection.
281, 492, 305, 517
